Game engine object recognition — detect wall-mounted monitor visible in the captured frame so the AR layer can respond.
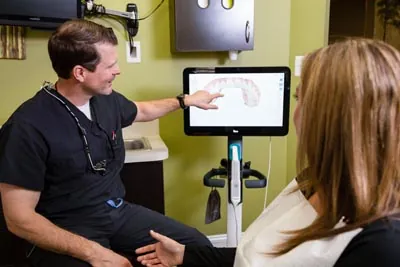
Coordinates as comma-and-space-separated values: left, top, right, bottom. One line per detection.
183, 67, 291, 136
0, 0, 82, 29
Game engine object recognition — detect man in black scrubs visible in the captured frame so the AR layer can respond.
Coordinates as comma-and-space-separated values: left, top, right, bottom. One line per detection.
0, 19, 221, 267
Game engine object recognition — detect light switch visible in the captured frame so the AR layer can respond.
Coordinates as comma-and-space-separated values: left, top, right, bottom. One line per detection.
294, 56, 304, 77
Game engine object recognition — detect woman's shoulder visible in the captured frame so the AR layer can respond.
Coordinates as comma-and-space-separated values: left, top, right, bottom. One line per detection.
334, 216, 400, 267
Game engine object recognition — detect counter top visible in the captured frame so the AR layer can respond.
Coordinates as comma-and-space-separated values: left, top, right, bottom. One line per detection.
124, 135, 169, 163
122, 120, 169, 163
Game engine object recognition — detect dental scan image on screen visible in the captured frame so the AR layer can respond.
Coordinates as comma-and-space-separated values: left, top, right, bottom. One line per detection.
189, 73, 285, 127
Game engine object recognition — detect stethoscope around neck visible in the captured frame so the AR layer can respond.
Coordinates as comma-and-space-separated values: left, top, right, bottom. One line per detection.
40, 81, 111, 175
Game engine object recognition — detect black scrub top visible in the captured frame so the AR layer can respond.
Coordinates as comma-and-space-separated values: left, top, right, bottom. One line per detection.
0, 89, 137, 225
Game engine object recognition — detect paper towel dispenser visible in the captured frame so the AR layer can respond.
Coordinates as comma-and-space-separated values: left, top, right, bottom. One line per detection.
171, 0, 254, 52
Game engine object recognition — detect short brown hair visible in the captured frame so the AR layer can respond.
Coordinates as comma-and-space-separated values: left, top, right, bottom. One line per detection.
48, 19, 118, 79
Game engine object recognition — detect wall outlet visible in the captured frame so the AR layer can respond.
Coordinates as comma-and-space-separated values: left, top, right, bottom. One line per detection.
126, 41, 141, 63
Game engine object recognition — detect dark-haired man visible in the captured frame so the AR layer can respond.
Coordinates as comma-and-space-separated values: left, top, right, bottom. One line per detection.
0, 19, 221, 267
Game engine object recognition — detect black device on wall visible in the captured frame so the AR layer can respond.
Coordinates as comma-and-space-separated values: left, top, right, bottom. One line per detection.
171, 0, 254, 52
0, 0, 83, 29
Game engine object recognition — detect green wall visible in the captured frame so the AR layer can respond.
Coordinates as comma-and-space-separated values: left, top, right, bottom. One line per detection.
287, 1, 331, 182
0, 0, 328, 235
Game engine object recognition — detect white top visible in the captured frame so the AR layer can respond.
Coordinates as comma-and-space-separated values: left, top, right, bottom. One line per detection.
234, 179, 362, 267
76, 101, 92, 120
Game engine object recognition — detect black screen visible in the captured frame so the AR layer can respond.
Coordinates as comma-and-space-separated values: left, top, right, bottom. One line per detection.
0, 0, 82, 28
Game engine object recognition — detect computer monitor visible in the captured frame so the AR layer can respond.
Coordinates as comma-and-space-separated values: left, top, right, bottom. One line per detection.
0, 0, 82, 29
183, 67, 291, 136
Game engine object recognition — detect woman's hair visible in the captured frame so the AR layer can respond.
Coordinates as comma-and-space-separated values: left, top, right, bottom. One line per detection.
48, 19, 118, 79
274, 38, 400, 255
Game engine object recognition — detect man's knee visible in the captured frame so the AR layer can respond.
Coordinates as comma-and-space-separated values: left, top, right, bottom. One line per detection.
28, 246, 91, 267
183, 227, 213, 246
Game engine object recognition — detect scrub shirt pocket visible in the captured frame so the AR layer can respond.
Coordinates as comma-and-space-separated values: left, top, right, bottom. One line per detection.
111, 128, 124, 165
47, 149, 88, 183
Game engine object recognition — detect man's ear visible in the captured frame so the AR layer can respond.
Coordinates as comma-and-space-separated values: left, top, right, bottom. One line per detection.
71, 65, 86, 82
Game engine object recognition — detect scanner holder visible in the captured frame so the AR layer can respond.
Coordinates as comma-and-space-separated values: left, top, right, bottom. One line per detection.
203, 136, 267, 247
83, 1, 139, 53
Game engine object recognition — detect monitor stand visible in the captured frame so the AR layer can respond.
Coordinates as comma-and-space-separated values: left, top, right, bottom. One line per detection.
204, 136, 267, 247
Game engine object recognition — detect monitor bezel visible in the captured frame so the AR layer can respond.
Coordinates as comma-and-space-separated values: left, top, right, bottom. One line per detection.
183, 66, 291, 136
0, 0, 82, 29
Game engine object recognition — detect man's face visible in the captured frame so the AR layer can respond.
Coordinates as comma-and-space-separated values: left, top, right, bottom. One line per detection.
82, 43, 120, 95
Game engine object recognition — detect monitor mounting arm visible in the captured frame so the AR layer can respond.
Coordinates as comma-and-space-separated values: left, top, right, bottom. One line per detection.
83, 1, 138, 52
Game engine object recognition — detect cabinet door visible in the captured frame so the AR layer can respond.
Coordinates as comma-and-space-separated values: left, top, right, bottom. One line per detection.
120, 161, 165, 214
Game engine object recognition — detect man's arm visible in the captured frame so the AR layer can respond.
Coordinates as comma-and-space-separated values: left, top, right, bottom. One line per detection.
134, 90, 223, 122
0, 183, 132, 267
136, 230, 236, 267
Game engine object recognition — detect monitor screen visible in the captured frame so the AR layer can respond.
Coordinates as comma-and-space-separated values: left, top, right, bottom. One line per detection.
0, 0, 82, 28
183, 67, 291, 136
